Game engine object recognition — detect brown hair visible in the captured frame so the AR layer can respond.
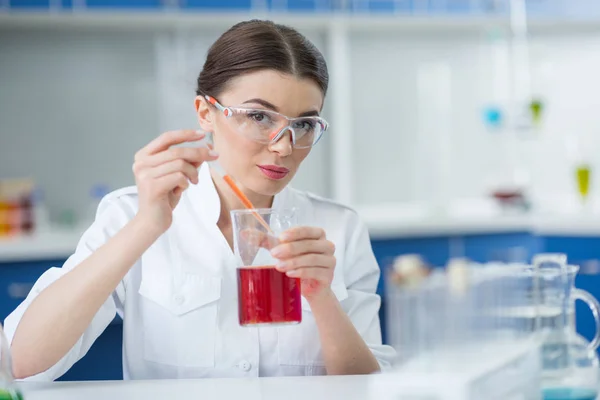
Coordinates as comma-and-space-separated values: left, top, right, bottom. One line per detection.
196, 19, 329, 100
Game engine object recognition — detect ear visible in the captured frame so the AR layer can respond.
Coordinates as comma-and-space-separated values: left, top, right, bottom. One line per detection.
195, 96, 214, 133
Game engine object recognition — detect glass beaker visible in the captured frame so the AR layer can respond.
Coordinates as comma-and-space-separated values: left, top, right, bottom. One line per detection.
0, 324, 24, 400
231, 208, 301, 327
531, 254, 600, 400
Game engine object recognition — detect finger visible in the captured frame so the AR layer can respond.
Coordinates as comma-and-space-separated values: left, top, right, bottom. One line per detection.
280, 226, 325, 242
172, 185, 186, 199
148, 159, 199, 184
143, 146, 218, 169
153, 172, 189, 196
275, 254, 335, 271
285, 266, 331, 281
271, 239, 334, 259
136, 130, 204, 158
260, 234, 280, 250
240, 229, 279, 250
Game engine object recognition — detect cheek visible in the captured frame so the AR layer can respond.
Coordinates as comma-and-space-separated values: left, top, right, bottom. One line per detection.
291, 149, 311, 169
213, 121, 263, 160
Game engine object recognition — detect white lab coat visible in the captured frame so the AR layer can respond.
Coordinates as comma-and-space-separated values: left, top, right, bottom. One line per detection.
4, 164, 395, 381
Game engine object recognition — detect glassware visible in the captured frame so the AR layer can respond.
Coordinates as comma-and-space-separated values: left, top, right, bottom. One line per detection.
377, 260, 543, 400
231, 208, 301, 327
531, 254, 600, 400
205, 96, 328, 149
575, 163, 591, 203
480, 254, 600, 399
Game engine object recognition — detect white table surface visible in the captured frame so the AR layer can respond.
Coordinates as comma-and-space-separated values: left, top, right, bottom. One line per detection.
19, 375, 374, 400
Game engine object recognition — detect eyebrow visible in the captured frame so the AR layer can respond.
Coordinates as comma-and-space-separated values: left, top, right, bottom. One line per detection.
242, 98, 320, 118
298, 110, 320, 117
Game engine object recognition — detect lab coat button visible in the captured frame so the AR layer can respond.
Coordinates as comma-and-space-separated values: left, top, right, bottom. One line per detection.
174, 294, 185, 305
238, 360, 251, 372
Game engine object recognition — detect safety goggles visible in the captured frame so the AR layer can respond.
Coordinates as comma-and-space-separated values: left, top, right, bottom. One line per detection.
205, 96, 328, 149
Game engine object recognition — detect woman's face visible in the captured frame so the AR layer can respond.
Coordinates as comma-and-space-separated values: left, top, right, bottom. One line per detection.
196, 70, 324, 197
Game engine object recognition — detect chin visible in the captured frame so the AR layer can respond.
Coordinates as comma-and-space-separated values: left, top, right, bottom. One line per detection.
254, 181, 288, 197
251, 174, 294, 197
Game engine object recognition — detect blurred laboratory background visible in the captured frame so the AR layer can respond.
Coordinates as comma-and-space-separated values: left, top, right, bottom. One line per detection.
2, 0, 600, 382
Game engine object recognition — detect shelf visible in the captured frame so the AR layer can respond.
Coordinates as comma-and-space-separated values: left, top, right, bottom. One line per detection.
0, 228, 83, 263
2, 11, 600, 34
2, 210, 600, 263
357, 203, 600, 239
0, 10, 335, 31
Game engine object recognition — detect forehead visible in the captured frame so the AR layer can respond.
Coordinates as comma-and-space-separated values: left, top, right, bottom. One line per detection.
219, 70, 324, 114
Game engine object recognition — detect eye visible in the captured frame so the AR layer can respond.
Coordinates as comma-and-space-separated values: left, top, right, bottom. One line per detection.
293, 119, 316, 131
247, 111, 271, 123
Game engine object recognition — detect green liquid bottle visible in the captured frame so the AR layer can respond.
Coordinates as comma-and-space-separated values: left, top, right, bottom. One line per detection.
576, 164, 591, 202
0, 389, 23, 400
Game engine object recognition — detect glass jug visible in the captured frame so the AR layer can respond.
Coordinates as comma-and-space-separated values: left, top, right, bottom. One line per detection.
531, 254, 600, 400
0, 324, 23, 399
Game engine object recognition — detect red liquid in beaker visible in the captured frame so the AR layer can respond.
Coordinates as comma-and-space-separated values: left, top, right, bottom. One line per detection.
237, 266, 302, 326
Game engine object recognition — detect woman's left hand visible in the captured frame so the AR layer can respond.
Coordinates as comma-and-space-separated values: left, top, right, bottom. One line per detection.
270, 227, 336, 300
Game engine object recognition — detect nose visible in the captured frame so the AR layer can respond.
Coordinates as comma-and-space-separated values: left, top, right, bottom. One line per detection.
268, 127, 293, 157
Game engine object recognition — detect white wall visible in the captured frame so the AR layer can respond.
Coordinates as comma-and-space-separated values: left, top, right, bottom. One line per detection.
0, 28, 330, 223
2, 24, 600, 224
350, 29, 600, 212
0, 31, 159, 222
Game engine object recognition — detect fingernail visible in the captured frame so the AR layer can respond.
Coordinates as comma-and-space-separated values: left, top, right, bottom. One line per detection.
271, 247, 283, 258
279, 233, 290, 242
208, 149, 219, 157
276, 260, 288, 270
286, 270, 299, 277
195, 129, 205, 137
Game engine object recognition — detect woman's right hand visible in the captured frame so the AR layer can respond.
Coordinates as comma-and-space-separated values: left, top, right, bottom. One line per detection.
132, 130, 218, 233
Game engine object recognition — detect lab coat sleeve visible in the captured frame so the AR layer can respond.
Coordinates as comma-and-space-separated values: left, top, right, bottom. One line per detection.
3, 194, 133, 382
342, 213, 396, 371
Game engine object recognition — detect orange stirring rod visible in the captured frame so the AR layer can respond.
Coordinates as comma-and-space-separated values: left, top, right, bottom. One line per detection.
210, 161, 274, 234
223, 175, 273, 234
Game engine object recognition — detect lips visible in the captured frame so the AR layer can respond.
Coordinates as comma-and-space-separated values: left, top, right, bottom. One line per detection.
257, 165, 290, 180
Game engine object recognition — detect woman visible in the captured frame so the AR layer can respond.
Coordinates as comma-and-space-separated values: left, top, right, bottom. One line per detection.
4, 19, 395, 381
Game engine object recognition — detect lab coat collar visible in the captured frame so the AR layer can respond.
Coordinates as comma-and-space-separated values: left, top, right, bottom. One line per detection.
184, 162, 292, 227
185, 163, 221, 226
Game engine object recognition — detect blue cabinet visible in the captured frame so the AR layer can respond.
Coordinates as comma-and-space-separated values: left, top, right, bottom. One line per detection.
0, 260, 123, 381
58, 320, 123, 381
182, 0, 252, 10
9, 0, 164, 9
371, 236, 451, 292
348, 0, 411, 13
280, 0, 332, 12
2, 0, 588, 15
0, 260, 59, 320
542, 236, 600, 262
82, 0, 163, 8
8, 0, 156, 8
370, 236, 450, 345
9, 0, 51, 8
371, 233, 600, 349
462, 232, 541, 263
